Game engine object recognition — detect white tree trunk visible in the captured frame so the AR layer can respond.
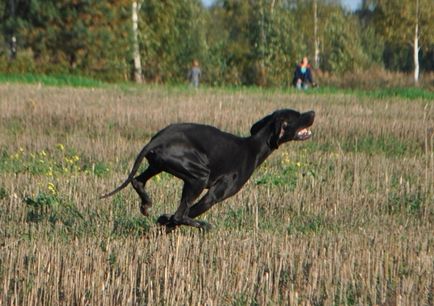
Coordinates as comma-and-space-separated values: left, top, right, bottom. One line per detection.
414, 23, 419, 84
132, 1, 143, 83
9, 0, 17, 59
313, 0, 320, 69
414, 0, 420, 84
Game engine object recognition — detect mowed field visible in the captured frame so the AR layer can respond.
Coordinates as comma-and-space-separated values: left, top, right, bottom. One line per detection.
0, 83, 433, 305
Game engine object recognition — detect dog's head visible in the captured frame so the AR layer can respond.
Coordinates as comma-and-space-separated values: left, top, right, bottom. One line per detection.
250, 109, 315, 149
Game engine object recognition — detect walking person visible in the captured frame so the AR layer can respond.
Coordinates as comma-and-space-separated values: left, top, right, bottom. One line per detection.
188, 59, 202, 88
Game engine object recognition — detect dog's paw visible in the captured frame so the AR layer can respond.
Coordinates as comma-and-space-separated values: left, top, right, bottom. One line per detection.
156, 214, 171, 225
140, 204, 150, 216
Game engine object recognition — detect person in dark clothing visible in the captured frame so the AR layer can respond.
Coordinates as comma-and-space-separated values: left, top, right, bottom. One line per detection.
292, 56, 316, 89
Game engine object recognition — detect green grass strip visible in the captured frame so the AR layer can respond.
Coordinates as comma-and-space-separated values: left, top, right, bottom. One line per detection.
0, 73, 433, 100
0, 73, 106, 88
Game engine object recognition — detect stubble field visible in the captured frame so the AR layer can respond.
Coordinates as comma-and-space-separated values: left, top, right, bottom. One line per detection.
0, 83, 433, 305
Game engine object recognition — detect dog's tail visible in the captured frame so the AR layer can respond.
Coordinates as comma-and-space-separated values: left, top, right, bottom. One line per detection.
99, 145, 150, 199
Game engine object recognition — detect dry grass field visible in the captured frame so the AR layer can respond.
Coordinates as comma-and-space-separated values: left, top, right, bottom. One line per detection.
0, 83, 433, 305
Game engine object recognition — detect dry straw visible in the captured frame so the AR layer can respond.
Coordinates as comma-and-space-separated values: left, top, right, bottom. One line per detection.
0, 84, 433, 305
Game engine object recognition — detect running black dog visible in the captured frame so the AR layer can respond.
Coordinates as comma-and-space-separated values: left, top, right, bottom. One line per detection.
101, 109, 315, 230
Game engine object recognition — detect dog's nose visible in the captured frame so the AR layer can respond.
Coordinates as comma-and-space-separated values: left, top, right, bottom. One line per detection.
303, 111, 315, 126
303, 111, 315, 120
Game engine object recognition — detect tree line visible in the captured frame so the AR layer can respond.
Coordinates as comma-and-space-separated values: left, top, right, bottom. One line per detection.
1, 0, 433, 86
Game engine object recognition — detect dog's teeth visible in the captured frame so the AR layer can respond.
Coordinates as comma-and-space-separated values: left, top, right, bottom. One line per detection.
296, 128, 311, 138
298, 129, 305, 135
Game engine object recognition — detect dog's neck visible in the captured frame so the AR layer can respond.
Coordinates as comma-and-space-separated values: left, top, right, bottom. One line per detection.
248, 127, 276, 168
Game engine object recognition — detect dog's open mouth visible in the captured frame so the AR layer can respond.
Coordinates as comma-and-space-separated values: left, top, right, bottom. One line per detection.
294, 111, 315, 141
295, 127, 312, 140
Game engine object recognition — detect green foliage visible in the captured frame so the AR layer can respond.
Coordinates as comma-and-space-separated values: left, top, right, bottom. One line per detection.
24, 192, 84, 228
341, 134, 423, 157
255, 164, 300, 189
86, 161, 110, 177
206, 0, 252, 85
374, 0, 434, 48
386, 190, 426, 216
0, 146, 110, 177
359, 24, 384, 66
112, 215, 150, 236
0, 1, 433, 84
255, 153, 313, 189
0, 49, 36, 73
1, 0, 130, 81
373, 0, 434, 72
111, 195, 150, 236
247, 0, 301, 86
321, 6, 370, 72
383, 43, 412, 72
139, 0, 206, 82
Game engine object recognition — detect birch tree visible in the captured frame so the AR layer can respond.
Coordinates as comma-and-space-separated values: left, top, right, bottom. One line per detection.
413, 0, 420, 83
375, 0, 434, 84
132, 1, 143, 83
313, 0, 320, 68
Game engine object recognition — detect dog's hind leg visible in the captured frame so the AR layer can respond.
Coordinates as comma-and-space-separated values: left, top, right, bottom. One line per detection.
132, 165, 161, 216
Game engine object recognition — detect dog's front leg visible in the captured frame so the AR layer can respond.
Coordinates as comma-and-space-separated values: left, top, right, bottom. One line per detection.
160, 180, 206, 230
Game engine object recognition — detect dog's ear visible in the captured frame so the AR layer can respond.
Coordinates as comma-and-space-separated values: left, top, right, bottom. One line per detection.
251, 112, 288, 149
250, 114, 273, 135
269, 118, 287, 149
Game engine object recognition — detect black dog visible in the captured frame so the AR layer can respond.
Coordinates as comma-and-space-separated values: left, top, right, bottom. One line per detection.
100, 109, 315, 230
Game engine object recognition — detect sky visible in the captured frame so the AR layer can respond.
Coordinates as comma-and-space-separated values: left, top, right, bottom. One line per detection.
201, 0, 363, 11
339, 0, 363, 11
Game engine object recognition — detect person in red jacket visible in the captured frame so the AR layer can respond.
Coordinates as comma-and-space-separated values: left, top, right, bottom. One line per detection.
292, 56, 317, 89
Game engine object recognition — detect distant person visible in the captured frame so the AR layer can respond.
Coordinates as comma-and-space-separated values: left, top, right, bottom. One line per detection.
292, 56, 316, 89
188, 59, 201, 88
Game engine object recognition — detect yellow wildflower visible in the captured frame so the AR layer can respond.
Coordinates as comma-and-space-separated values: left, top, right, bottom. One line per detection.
47, 167, 53, 177
281, 151, 291, 165
47, 183, 57, 195
56, 143, 65, 151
